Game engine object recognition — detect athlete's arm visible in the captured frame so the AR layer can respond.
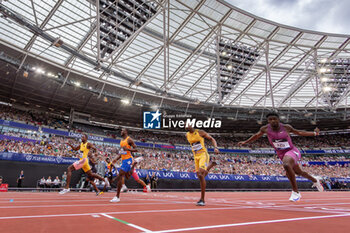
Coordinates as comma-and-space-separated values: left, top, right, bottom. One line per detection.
87, 143, 97, 152
88, 152, 97, 164
238, 126, 267, 146
66, 141, 80, 151
198, 130, 219, 154
125, 138, 138, 153
112, 155, 121, 164
285, 125, 320, 136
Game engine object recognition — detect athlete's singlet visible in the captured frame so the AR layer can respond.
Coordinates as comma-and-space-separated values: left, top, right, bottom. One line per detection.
120, 136, 133, 160
266, 123, 301, 163
186, 129, 207, 155
79, 142, 90, 160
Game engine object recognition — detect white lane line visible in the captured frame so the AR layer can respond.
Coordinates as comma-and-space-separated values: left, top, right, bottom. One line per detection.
101, 213, 152, 232
0, 201, 196, 209
0, 206, 256, 220
150, 213, 350, 233
0, 197, 172, 204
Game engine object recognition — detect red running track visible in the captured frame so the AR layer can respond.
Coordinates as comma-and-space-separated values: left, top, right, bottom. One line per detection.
0, 191, 349, 233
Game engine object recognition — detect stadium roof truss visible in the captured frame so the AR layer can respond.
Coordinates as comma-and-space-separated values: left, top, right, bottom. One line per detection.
0, 0, 350, 110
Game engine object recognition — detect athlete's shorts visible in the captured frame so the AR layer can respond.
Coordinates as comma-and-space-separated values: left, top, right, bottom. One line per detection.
277, 147, 301, 165
132, 169, 139, 181
194, 151, 210, 172
73, 158, 91, 172
120, 157, 133, 173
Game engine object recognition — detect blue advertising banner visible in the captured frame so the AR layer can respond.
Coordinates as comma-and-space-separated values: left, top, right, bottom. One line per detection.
0, 135, 39, 143
133, 169, 350, 183
0, 152, 78, 164
0, 119, 38, 131
308, 161, 350, 166
41, 128, 105, 142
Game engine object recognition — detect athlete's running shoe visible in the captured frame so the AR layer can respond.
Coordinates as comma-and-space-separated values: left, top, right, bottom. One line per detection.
143, 185, 151, 193
196, 200, 206, 206
59, 188, 70, 195
121, 184, 128, 192
96, 191, 104, 196
289, 191, 301, 202
312, 178, 324, 192
110, 196, 120, 203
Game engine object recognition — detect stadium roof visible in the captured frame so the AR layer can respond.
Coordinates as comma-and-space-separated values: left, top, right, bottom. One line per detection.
0, 0, 350, 110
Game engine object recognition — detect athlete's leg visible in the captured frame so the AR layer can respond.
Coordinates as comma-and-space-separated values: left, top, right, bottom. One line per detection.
282, 156, 298, 192
206, 161, 217, 173
293, 164, 317, 182
137, 179, 147, 187
131, 168, 146, 188
125, 160, 138, 179
116, 170, 127, 198
65, 165, 76, 189
65, 158, 89, 189
86, 176, 99, 192
294, 164, 323, 191
197, 168, 207, 202
199, 153, 209, 202
85, 170, 107, 192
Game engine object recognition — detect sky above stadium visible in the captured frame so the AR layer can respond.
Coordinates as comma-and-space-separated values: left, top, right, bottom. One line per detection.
226, 0, 350, 35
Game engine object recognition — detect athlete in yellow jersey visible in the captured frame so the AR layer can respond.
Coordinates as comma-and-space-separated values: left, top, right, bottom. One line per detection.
59, 134, 108, 195
110, 128, 140, 203
186, 124, 219, 206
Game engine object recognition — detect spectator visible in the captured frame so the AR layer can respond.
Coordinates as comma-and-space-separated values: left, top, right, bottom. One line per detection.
96, 156, 107, 177
145, 174, 151, 186
38, 177, 46, 189
0, 176, 3, 185
61, 172, 67, 187
150, 172, 158, 191
16, 170, 24, 188
45, 176, 52, 189
53, 176, 61, 189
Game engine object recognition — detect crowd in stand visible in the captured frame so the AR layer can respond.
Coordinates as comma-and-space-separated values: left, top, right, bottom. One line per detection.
1, 132, 349, 179
0, 106, 67, 129
1, 106, 350, 180
2, 105, 350, 149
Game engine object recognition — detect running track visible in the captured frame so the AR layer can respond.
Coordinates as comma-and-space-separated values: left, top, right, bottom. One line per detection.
0, 191, 349, 232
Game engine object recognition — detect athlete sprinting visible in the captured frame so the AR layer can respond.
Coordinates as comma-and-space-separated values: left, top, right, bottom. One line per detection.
238, 112, 324, 202
110, 128, 139, 203
105, 157, 118, 186
86, 154, 107, 195
59, 134, 108, 195
186, 124, 219, 206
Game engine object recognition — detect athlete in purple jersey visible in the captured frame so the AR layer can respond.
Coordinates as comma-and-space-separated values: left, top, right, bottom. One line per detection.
238, 112, 324, 202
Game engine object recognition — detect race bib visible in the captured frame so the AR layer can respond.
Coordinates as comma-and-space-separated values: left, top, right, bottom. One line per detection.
79, 150, 84, 159
272, 140, 290, 150
192, 142, 203, 152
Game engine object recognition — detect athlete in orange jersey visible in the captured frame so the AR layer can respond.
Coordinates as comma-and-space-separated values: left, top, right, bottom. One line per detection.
110, 128, 139, 203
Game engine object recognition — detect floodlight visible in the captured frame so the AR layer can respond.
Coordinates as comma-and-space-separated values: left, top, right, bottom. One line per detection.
121, 99, 130, 105
323, 86, 332, 92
